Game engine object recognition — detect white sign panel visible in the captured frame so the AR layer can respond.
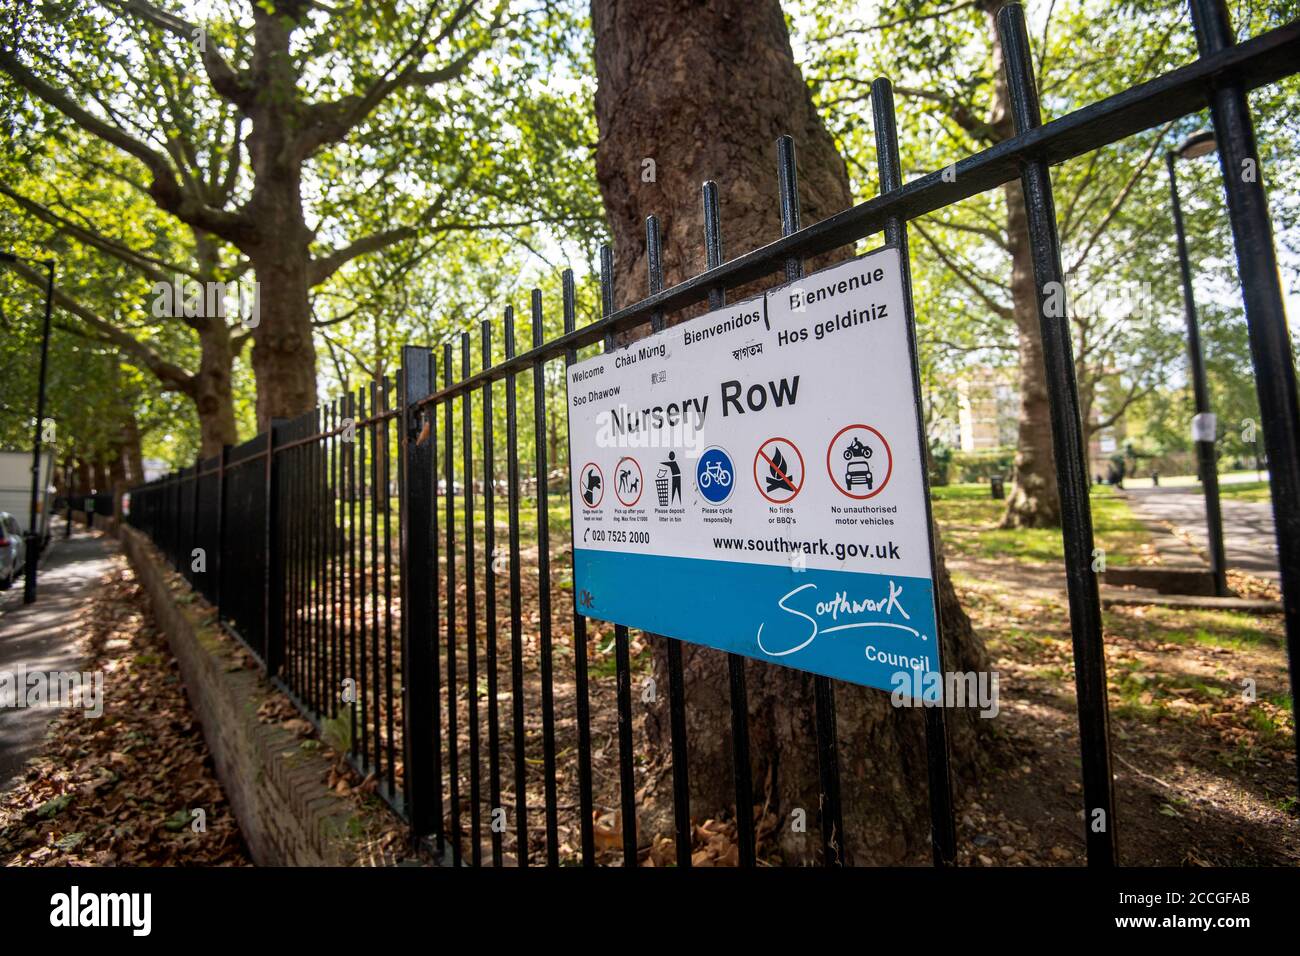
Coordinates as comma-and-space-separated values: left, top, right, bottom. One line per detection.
565, 246, 938, 690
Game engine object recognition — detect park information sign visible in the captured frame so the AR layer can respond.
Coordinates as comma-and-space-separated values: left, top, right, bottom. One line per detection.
565, 246, 938, 692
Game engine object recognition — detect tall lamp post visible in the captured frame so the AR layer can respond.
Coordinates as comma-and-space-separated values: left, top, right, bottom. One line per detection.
1165, 131, 1229, 597
0, 251, 55, 604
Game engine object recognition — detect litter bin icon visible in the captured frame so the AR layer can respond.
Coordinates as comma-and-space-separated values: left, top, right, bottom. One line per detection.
655, 468, 671, 507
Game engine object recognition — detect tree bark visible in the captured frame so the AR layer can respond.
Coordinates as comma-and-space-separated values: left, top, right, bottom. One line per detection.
74, 458, 92, 499
243, 189, 317, 428
192, 321, 240, 455
190, 232, 242, 456
120, 410, 145, 487
92, 458, 110, 495
592, 0, 990, 864
1000, 177, 1061, 527
242, 6, 319, 428
976, 0, 1061, 529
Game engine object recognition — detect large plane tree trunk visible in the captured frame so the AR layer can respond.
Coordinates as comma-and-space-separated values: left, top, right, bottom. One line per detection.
978, 0, 1061, 529
1000, 177, 1061, 527
243, 26, 319, 430
243, 190, 317, 429
592, 0, 990, 864
192, 232, 241, 456
193, 320, 240, 456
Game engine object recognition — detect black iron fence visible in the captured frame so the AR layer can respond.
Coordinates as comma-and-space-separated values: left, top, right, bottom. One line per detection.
126, 1, 1300, 867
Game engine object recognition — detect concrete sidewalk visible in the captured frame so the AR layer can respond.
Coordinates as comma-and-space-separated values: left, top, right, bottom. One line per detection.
0, 530, 114, 790
1125, 487, 1280, 581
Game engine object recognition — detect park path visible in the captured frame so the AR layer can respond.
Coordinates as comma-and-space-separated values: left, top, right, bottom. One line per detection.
0, 529, 113, 790
1124, 486, 1279, 581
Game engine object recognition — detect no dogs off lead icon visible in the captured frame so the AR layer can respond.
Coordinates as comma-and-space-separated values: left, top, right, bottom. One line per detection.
578, 462, 604, 508
827, 425, 892, 499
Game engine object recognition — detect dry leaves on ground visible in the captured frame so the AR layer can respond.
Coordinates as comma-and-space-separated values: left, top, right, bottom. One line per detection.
0, 555, 249, 866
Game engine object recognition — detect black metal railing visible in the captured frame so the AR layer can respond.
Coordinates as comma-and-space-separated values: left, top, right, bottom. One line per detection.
126, 0, 1300, 867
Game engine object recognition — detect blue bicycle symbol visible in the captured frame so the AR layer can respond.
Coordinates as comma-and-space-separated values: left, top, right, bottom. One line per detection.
696, 447, 735, 504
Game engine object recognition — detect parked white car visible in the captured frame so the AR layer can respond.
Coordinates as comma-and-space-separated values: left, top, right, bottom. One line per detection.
0, 511, 26, 589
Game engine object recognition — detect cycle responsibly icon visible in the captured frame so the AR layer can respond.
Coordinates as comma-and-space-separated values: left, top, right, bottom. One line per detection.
754, 437, 804, 504
827, 424, 892, 499
695, 446, 735, 504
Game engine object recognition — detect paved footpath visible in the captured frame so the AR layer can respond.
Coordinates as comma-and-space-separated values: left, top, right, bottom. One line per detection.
0, 529, 114, 791
1125, 486, 1279, 581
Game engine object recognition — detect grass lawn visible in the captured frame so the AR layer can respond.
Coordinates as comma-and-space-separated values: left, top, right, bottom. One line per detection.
1218, 480, 1272, 502
931, 482, 1150, 565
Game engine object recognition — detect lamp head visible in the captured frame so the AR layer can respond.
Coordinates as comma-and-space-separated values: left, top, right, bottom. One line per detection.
1176, 130, 1218, 160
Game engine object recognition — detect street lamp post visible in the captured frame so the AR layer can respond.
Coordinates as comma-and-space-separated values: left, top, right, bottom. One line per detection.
1165, 131, 1229, 597
64, 459, 73, 539
0, 251, 56, 604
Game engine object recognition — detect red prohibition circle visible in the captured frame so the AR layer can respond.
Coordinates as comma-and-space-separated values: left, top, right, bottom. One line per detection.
753, 436, 805, 504
827, 424, 893, 500
577, 461, 604, 508
614, 456, 643, 507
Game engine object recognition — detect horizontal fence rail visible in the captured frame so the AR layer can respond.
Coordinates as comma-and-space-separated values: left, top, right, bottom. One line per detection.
127, 0, 1299, 867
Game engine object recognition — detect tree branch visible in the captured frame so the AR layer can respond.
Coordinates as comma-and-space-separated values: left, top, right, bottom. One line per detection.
7, 259, 195, 395
1091, 379, 1150, 432
295, 2, 497, 158
308, 203, 577, 287
0, 47, 256, 245
892, 85, 1002, 145
929, 216, 1011, 252
102, 0, 255, 108
0, 185, 201, 283
1066, 128, 1169, 274
914, 220, 1014, 319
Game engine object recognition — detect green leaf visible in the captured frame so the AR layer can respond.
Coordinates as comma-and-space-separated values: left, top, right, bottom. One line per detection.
36, 793, 73, 819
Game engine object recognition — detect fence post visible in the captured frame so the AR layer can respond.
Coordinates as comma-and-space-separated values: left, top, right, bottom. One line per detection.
998, 4, 1117, 865
872, 76, 958, 867
215, 444, 230, 618
400, 345, 438, 841
265, 419, 287, 676
191, 456, 201, 585
1188, 0, 1300, 795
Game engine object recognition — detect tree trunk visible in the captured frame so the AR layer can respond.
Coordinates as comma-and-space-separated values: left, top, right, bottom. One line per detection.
108, 451, 127, 529
1000, 178, 1061, 527
592, 0, 990, 864
75, 458, 92, 499
243, 7, 319, 428
978, 0, 1061, 529
192, 232, 241, 456
120, 410, 145, 487
92, 458, 110, 495
193, 320, 240, 456
246, 237, 317, 428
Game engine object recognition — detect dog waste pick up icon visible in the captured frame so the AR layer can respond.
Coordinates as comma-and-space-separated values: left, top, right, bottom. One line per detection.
615, 456, 643, 507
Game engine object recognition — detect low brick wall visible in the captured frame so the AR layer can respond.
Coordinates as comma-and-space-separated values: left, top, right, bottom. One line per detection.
119, 525, 401, 866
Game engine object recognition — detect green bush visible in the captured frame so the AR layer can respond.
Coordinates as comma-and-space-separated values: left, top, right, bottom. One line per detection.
950, 447, 1015, 483
928, 442, 953, 486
